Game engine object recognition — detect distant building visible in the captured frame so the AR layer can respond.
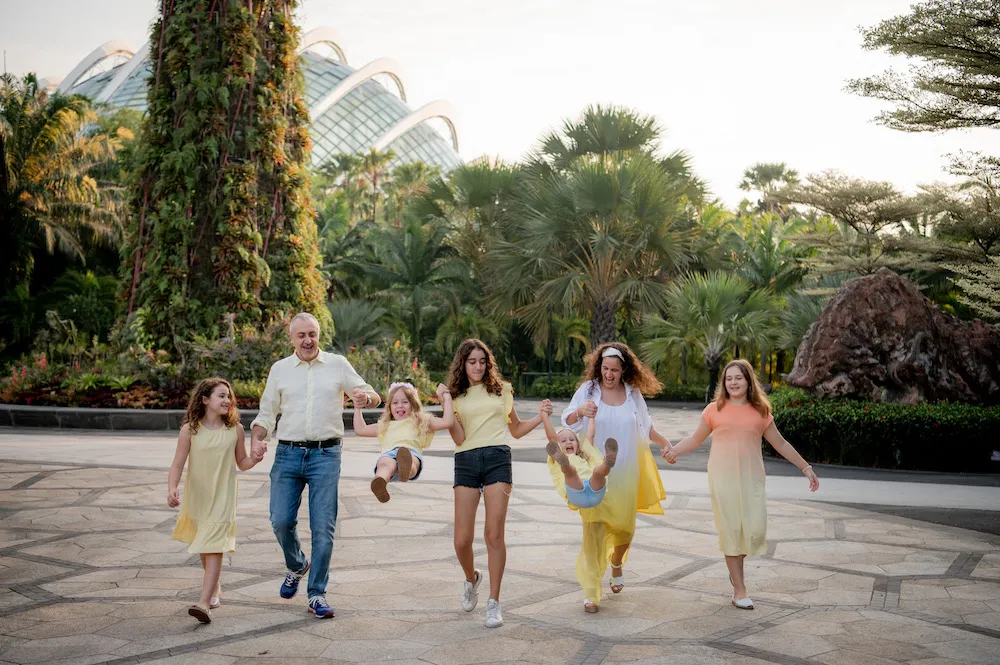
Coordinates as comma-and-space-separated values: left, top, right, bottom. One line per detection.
47, 28, 461, 172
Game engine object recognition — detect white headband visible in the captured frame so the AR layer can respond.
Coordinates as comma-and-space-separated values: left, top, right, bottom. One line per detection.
601, 347, 624, 361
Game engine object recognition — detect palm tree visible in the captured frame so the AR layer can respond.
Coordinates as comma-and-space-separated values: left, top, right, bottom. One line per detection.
726, 213, 812, 379
327, 298, 392, 353
538, 104, 662, 169
434, 301, 506, 354
415, 158, 520, 282
363, 215, 469, 352
739, 162, 800, 216
384, 161, 438, 226
357, 147, 395, 224
0, 73, 129, 286
640, 271, 778, 401
486, 107, 702, 345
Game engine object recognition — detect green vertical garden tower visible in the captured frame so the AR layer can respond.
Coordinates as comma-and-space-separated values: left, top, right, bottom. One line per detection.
122, 0, 327, 348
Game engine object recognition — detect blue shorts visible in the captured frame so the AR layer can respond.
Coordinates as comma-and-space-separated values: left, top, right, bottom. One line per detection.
565, 480, 606, 509
375, 447, 423, 481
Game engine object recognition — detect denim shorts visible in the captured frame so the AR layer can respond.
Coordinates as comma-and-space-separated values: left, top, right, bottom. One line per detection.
565, 480, 606, 509
454, 445, 512, 489
375, 447, 424, 481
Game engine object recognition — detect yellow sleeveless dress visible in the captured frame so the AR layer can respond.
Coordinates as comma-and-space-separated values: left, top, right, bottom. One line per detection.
171, 424, 238, 553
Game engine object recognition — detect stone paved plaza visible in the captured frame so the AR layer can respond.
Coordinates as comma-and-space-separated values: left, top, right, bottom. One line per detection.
0, 427, 999, 665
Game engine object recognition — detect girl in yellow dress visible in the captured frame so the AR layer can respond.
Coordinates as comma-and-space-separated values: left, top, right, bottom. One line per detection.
664, 359, 819, 610
353, 381, 454, 503
562, 343, 669, 606
167, 378, 261, 624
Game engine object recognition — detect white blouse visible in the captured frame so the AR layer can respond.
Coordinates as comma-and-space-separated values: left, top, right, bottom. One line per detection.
562, 380, 653, 468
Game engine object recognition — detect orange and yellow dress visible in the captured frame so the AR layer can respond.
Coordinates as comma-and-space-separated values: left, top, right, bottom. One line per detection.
703, 402, 773, 557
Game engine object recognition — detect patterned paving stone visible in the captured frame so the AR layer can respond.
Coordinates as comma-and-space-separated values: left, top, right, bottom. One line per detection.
0, 447, 998, 665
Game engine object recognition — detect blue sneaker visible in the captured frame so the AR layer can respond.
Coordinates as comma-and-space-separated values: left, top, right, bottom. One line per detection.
279, 562, 309, 599
308, 595, 334, 619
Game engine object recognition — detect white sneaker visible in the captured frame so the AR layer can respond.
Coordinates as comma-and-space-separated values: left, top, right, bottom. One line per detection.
485, 598, 503, 628
461, 570, 482, 612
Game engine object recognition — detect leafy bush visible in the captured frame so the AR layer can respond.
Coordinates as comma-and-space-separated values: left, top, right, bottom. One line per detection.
184, 322, 291, 382
232, 378, 267, 408
528, 375, 580, 398
771, 387, 1000, 472
656, 384, 706, 402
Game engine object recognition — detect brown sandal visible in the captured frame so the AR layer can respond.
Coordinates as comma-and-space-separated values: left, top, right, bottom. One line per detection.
188, 605, 211, 623
371, 477, 390, 503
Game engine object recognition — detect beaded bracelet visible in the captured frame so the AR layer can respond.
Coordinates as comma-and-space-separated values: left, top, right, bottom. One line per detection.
802, 465, 813, 473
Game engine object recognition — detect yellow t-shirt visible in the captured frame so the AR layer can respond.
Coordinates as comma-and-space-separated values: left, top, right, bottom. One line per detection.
379, 417, 434, 454
452, 382, 513, 454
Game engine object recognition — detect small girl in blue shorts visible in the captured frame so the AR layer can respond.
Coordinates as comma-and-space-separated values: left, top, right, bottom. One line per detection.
542, 409, 617, 509
354, 381, 453, 503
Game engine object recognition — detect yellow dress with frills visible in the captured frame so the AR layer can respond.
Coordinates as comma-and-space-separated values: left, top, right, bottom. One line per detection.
171, 425, 238, 553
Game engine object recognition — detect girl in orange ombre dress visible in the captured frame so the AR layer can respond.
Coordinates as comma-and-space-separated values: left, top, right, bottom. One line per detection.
663, 359, 819, 611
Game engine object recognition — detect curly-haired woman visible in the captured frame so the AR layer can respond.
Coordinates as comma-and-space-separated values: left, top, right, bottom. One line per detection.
562, 343, 670, 610
446, 339, 551, 628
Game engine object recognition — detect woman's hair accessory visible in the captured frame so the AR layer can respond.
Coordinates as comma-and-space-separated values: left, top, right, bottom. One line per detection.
601, 347, 624, 361
388, 382, 415, 391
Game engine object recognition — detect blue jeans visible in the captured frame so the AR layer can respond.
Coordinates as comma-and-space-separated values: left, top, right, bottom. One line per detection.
269, 443, 341, 599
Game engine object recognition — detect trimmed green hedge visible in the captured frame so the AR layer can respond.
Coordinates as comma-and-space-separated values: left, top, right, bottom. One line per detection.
771, 388, 1000, 473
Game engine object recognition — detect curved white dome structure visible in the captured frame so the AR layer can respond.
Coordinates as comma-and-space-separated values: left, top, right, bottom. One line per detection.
58, 28, 461, 172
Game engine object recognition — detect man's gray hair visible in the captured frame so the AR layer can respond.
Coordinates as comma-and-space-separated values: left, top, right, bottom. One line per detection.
288, 312, 320, 332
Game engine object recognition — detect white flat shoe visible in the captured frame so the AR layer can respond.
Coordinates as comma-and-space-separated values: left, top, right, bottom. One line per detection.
732, 594, 754, 610
209, 596, 221, 609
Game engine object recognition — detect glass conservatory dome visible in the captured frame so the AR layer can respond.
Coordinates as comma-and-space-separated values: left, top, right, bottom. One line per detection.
52, 29, 462, 173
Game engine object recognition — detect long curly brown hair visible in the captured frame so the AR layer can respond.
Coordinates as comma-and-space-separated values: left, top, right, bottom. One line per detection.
184, 378, 240, 434
581, 342, 663, 397
447, 339, 505, 398
714, 359, 771, 419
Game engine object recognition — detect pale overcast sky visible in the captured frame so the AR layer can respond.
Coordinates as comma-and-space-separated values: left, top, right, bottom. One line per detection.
2, 0, 996, 204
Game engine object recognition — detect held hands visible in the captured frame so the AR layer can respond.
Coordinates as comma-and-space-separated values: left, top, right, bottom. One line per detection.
250, 437, 268, 462
576, 400, 598, 419
435, 383, 451, 403
539, 399, 553, 418
661, 444, 678, 464
167, 488, 180, 508
351, 388, 371, 408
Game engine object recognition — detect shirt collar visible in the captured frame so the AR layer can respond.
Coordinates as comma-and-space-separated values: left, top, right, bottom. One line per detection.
293, 350, 330, 366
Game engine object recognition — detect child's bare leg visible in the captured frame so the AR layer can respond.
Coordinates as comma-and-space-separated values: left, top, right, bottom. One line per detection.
198, 553, 223, 611
589, 439, 618, 492
407, 456, 422, 480
200, 554, 222, 600
371, 457, 396, 503
375, 456, 396, 482
546, 442, 584, 490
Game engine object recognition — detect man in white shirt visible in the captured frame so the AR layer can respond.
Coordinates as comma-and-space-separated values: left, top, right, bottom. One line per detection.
250, 312, 380, 619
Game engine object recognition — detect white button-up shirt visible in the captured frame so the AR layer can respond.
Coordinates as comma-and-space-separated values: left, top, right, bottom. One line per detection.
251, 351, 377, 441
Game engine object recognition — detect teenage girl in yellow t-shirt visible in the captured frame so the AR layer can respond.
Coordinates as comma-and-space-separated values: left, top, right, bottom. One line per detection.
446, 339, 551, 629
353, 381, 454, 503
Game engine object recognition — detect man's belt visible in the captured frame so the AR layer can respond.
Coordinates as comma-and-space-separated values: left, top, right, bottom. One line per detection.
278, 438, 342, 449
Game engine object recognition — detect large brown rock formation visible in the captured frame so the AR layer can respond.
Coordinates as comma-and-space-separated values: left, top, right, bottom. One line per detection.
787, 268, 1000, 404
